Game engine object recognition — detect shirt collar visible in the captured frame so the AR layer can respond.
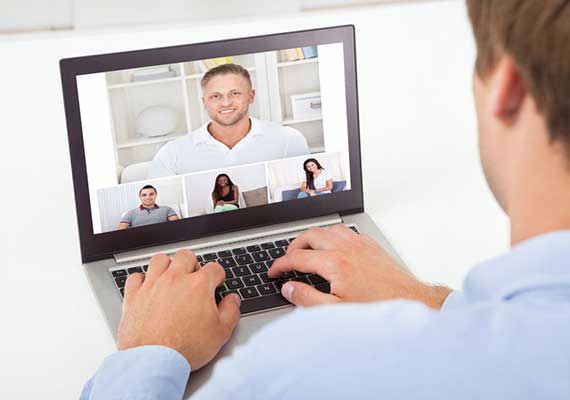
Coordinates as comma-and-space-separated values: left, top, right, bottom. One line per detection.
139, 204, 159, 210
193, 117, 264, 145
464, 230, 570, 302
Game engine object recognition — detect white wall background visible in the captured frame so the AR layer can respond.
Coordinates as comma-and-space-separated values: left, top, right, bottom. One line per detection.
267, 151, 348, 201
97, 177, 185, 232
185, 164, 268, 216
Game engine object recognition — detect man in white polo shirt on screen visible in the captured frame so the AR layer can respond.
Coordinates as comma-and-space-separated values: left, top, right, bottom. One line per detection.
148, 63, 310, 178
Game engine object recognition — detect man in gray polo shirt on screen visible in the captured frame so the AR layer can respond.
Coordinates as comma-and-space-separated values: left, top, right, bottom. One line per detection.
117, 185, 179, 229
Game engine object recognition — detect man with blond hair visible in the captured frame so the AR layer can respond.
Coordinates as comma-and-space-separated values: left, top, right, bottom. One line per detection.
148, 63, 310, 178
83, 1, 570, 399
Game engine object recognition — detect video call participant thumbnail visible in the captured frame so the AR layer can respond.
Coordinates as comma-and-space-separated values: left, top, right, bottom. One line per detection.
148, 63, 310, 178
117, 185, 179, 230
212, 173, 240, 213
297, 158, 333, 198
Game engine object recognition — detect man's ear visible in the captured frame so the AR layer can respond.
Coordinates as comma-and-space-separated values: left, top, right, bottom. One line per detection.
249, 88, 256, 104
490, 57, 527, 119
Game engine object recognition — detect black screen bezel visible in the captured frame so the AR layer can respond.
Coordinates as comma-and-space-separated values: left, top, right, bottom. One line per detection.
60, 25, 363, 263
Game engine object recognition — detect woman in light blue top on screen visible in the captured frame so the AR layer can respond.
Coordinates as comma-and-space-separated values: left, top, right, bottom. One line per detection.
212, 174, 240, 212
297, 158, 333, 199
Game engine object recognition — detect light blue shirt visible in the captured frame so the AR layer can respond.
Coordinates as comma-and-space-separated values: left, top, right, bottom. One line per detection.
81, 231, 570, 399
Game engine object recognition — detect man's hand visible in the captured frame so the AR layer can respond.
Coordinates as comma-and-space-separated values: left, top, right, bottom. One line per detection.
117, 250, 241, 370
269, 225, 451, 308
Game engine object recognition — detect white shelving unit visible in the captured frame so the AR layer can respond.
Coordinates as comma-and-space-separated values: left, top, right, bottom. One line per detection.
106, 50, 324, 170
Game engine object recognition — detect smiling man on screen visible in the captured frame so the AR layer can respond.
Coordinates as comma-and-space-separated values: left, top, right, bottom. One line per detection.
83, 1, 570, 399
148, 63, 310, 178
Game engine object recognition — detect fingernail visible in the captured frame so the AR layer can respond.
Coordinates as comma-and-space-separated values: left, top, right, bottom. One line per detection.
231, 293, 241, 306
281, 282, 294, 300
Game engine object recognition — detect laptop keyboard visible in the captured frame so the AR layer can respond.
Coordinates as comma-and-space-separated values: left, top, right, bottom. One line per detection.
111, 225, 358, 315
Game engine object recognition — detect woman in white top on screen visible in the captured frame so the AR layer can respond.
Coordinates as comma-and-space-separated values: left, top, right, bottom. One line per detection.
297, 158, 333, 199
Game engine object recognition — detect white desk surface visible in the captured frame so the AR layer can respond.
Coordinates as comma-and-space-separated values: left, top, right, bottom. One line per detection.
0, 1, 509, 398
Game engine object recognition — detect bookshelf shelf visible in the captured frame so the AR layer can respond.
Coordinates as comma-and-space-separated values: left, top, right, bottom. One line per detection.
108, 76, 183, 90
282, 115, 322, 125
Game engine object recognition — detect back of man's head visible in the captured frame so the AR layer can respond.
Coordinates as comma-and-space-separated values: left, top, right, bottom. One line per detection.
467, 0, 570, 157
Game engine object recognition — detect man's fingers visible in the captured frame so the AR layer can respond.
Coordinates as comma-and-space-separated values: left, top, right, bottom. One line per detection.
269, 249, 340, 280
123, 272, 144, 311
288, 226, 346, 252
327, 224, 358, 241
281, 281, 339, 307
200, 262, 227, 290
169, 249, 200, 275
217, 294, 241, 337
145, 253, 171, 283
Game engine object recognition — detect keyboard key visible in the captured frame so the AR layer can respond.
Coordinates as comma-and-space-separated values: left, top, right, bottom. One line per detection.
308, 274, 327, 285
225, 278, 244, 290
288, 237, 296, 243
200, 261, 207, 267
232, 266, 251, 277
196, 255, 204, 262
215, 284, 226, 293
217, 250, 232, 258
261, 242, 275, 250
252, 251, 270, 262
249, 262, 268, 274
280, 271, 295, 279
259, 272, 271, 283
215, 293, 223, 304
120, 288, 124, 297
268, 248, 286, 259
266, 260, 274, 269
127, 267, 143, 274
295, 270, 310, 276
239, 287, 260, 299
274, 279, 290, 291
112, 269, 127, 278
257, 283, 277, 295
314, 282, 331, 293
246, 245, 261, 253
243, 275, 262, 287
275, 239, 289, 247
115, 276, 127, 288
225, 269, 235, 279
218, 257, 237, 268
142, 265, 149, 272
235, 254, 253, 265
348, 225, 359, 233
203, 253, 218, 261
293, 276, 311, 285
240, 293, 289, 314
232, 247, 247, 255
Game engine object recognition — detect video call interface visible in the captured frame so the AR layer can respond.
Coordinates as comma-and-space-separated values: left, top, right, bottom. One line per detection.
76, 42, 352, 234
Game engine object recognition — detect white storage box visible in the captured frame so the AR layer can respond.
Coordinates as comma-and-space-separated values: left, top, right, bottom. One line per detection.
290, 92, 322, 120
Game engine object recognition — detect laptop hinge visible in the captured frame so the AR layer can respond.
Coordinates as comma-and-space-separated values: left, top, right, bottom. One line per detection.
113, 214, 343, 264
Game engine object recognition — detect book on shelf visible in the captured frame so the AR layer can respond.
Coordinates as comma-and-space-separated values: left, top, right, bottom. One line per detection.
279, 47, 318, 63
279, 48, 304, 62
199, 56, 235, 72
301, 46, 318, 59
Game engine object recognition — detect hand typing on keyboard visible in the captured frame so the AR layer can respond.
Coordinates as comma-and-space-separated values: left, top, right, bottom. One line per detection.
269, 224, 451, 309
117, 250, 241, 370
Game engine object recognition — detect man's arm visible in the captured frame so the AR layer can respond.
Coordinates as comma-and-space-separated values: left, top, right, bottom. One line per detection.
82, 251, 241, 399
117, 222, 130, 230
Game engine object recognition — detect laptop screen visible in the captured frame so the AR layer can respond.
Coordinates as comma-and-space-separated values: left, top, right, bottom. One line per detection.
76, 42, 352, 234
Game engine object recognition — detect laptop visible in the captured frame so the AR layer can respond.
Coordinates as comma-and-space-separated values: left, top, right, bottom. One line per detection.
60, 25, 404, 393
